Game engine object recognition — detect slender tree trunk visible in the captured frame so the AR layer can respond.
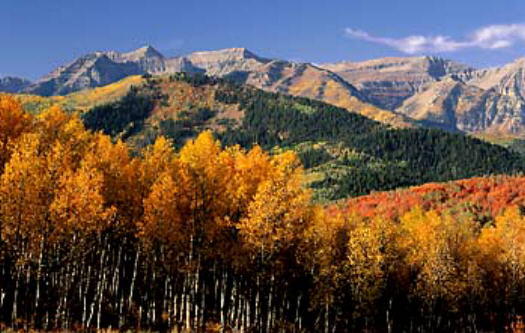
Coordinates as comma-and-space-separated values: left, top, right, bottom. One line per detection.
34, 236, 45, 327
128, 247, 140, 314
11, 266, 21, 326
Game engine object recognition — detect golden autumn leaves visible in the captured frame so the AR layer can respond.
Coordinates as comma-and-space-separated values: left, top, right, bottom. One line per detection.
4, 93, 525, 329
0, 95, 31, 173
0, 94, 314, 266
0, 94, 320, 329
298, 204, 525, 328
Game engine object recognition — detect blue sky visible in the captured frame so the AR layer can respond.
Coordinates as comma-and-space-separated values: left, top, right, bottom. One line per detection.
2, 0, 525, 79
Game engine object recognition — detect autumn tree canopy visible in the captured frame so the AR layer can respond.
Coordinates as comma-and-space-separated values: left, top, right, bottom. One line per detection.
2, 94, 525, 331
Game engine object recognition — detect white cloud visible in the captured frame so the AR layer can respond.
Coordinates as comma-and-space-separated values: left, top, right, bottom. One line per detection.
344, 24, 525, 54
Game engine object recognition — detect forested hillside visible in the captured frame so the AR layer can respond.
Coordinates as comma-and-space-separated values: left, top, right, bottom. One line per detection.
3, 95, 525, 331
76, 74, 525, 201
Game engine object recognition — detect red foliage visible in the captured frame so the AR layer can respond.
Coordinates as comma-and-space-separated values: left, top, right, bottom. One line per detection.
330, 176, 525, 220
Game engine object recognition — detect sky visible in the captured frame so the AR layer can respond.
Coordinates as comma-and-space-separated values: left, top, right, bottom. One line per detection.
2, 0, 525, 80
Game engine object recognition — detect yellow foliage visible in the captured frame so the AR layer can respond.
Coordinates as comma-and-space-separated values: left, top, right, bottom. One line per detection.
478, 206, 525, 302
346, 216, 397, 316
50, 160, 115, 237
237, 150, 311, 260
398, 208, 481, 309
3, 96, 525, 329
0, 94, 32, 171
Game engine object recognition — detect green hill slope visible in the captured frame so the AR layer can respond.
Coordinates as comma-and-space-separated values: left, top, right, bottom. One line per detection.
21, 73, 525, 201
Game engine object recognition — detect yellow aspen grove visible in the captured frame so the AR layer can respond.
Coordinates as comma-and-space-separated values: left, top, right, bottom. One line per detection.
35, 106, 88, 153
397, 208, 481, 325
84, 134, 140, 226
48, 161, 116, 328
224, 145, 272, 215
0, 132, 56, 327
0, 133, 49, 254
139, 136, 176, 191
138, 166, 192, 328
50, 160, 115, 238
217, 145, 275, 267
478, 206, 525, 324
346, 217, 395, 319
237, 151, 314, 331
134, 136, 178, 240
179, 131, 232, 226
0, 95, 32, 173
2, 97, 525, 331
299, 210, 352, 331
238, 151, 311, 259
141, 166, 190, 248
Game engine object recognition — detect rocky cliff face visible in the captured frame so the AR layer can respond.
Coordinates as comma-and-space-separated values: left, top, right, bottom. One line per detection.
392, 57, 525, 137
26, 53, 144, 96
23, 46, 203, 96
396, 77, 525, 135
112, 45, 167, 73
185, 48, 269, 76
23, 46, 273, 97
0, 76, 32, 93
461, 58, 525, 100
21, 47, 269, 97
321, 56, 473, 110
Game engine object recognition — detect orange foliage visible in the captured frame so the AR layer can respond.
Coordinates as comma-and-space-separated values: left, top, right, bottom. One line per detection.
4, 96, 525, 331
0, 94, 32, 171
331, 176, 525, 221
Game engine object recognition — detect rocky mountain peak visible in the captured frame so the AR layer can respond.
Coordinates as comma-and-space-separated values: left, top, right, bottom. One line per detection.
0, 76, 32, 93
508, 57, 525, 67
120, 45, 164, 61
187, 47, 263, 63
184, 47, 269, 77
463, 57, 525, 101
188, 47, 268, 63
423, 56, 472, 79
320, 56, 472, 110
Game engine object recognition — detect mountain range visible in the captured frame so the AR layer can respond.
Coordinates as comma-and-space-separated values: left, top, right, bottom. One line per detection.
0, 76, 32, 93
5, 46, 525, 138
